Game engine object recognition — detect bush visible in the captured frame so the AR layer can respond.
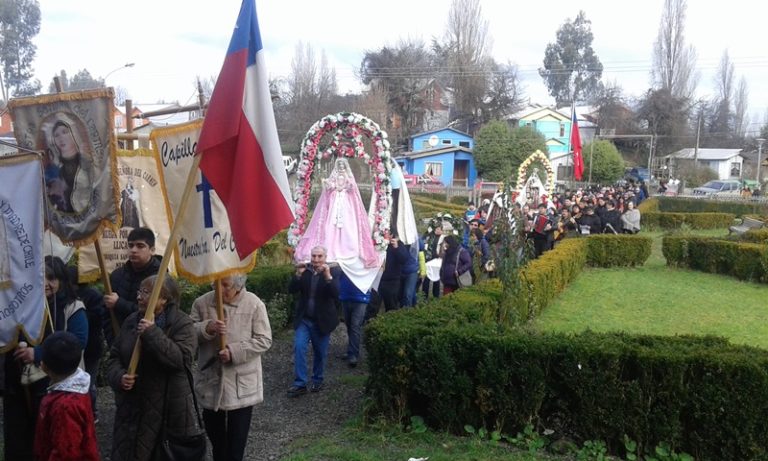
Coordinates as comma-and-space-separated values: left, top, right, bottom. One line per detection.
641, 211, 735, 230
742, 228, 768, 244
657, 197, 768, 217
586, 235, 651, 267
662, 236, 768, 282
365, 317, 768, 460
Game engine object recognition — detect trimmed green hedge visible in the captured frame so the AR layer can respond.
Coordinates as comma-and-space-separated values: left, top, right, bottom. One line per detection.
585, 235, 651, 267
365, 307, 768, 460
742, 228, 768, 244
641, 211, 735, 229
657, 196, 768, 216
662, 236, 768, 282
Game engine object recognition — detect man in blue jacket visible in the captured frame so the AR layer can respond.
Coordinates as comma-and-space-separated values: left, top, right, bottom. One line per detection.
338, 271, 370, 368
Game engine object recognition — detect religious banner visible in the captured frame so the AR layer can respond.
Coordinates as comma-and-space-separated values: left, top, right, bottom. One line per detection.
150, 120, 255, 283
8, 88, 120, 246
78, 149, 174, 282
0, 154, 46, 350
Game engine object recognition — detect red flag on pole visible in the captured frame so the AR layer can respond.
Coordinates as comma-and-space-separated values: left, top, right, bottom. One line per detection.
571, 106, 584, 181
197, 0, 294, 259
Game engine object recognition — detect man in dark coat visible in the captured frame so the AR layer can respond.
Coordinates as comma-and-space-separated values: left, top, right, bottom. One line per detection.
287, 245, 339, 397
103, 227, 161, 343
601, 200, 622, 234
577, 206, 602, 235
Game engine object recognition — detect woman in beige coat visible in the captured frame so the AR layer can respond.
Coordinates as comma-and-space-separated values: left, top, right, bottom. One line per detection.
191, 274, 272, 461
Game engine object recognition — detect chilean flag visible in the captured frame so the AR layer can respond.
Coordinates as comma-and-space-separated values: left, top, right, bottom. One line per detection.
197, 0, 294, 259
570, 105, 584, 181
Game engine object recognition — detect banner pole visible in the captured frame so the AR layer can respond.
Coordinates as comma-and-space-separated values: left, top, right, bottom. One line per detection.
214, 279, 227, 351
127, 153, 202, 375
94, 239, 121, 337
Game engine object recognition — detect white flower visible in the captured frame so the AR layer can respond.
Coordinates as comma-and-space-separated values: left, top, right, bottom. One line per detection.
383, 139, 390, 149
378, 173, 386, 180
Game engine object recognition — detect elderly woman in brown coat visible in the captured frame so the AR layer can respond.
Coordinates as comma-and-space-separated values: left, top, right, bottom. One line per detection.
191, 274, 272, 461
106, 275, 201, 461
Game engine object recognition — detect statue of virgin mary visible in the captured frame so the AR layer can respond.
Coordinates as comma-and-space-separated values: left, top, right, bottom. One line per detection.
294, 157, 379, 268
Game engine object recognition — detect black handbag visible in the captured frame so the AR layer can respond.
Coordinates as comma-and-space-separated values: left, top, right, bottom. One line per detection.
158, 365, 207, 461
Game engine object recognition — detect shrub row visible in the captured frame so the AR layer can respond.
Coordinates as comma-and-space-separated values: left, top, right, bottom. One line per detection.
365, 318, 768, 461
742, 227, 768, 244
641, 211, 735, 229
657, 196, 768, 216
662, 236, 768, 282
585, 234, 651, 267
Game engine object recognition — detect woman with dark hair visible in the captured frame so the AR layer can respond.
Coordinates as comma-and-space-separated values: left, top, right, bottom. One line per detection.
3, 256, 89, 461
46, 119, 92, 213
107, 275, 202, 461
439, 235, 472, 295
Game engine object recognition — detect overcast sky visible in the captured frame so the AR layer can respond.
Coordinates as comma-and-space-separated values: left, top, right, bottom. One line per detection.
34, 0, 768, 133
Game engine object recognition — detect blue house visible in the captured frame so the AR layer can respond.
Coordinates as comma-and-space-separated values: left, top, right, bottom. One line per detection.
395, 127, 477, 187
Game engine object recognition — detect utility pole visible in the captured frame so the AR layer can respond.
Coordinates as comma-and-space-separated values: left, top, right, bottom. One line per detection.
757, 138, 765, 189
694, 111, 702, 173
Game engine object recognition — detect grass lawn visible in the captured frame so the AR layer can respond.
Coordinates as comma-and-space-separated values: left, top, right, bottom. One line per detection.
534, 229, 768, 349
282, 421, 560, 461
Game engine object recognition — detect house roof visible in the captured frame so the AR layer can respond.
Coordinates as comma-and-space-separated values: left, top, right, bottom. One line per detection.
409, 127, 471, 139
664, 148, 743, 161
396, 145, 473, 159
509, 105, 570, 123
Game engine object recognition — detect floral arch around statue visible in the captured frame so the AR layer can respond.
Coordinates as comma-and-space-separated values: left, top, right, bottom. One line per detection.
287, 112, 394, 253
515, 150, 555, 206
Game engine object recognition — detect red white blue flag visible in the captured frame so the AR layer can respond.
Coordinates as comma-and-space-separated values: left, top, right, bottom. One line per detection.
198, 0, 294, 259
570, 105, 584, 181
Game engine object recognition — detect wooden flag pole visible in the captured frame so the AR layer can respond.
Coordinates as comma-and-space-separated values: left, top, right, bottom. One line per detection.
214, 279, 227, 351
127, 153, 203, 375
94, 240, 120, 337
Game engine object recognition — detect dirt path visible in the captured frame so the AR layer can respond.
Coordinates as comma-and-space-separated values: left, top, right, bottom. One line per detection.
84, 325, 366, 460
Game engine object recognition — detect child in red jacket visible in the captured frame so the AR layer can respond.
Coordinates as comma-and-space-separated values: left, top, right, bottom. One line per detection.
34, 331, 100, 461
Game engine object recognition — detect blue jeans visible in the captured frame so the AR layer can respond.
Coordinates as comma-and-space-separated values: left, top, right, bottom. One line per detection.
293, 318, 330, 388
342, 301, 367, 360
400, 272, 419, 307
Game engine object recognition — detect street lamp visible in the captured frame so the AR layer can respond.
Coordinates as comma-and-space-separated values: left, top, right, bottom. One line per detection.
757, 138, 765, 189
104, 62, 135, 83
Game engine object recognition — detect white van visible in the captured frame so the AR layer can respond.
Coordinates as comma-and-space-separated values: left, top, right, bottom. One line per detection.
283, 156, 297, 175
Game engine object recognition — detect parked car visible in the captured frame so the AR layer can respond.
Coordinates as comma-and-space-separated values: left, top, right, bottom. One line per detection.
283, 155, 297, 175
625, 167, 651, 183
403, 174, 444, 192
692, 179, 742, 196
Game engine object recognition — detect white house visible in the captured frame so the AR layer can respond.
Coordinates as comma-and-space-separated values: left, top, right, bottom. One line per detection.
662, 148, 743, 180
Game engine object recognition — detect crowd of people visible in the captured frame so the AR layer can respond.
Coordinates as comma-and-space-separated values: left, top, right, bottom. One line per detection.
4, 227, 272, 461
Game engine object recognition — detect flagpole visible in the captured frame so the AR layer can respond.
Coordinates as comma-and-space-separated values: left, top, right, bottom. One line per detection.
215, 278, 227, 350
127, 153, 203, 376
94, 240, 120, 337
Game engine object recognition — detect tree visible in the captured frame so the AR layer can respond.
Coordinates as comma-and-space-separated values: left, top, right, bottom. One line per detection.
360, 39, 433, 143
707, 50, 734, 144
438, 0, 493, 129
274, 42, 342, 150
583, 140, 624, 183
0, 0, 40, 99
473, 120, 547, 182
481, 61, 524, 124
539, 11, 603, 106
47, 69, 104, 93
635, 88, 689, 154
733, 76, 749, 139
651, 0, 698, 100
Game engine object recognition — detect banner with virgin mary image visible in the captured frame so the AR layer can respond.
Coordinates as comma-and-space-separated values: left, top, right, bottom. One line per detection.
8, 88, 120, 246
78, 149, 175, 282
0, 154, 46, 350
150, 120, 255, 283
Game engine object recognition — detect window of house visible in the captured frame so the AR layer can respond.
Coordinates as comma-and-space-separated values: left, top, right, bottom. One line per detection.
560, 123, 565, 137
422, 140, 431, 149
425, 162, 443, 177
442, 139, 452, 145
557, 164, 573, 180
730, 162, 741, 177
459, 141, 470, 148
